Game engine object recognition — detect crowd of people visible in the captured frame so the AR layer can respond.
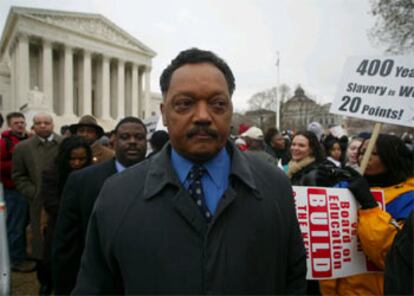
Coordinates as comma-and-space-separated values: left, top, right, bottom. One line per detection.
0, 47, 413, 295
234, 122, 414, 295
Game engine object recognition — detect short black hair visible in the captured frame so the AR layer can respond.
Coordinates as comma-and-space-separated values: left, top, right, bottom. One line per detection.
114, 116, 147, 134
160, 48, 236, 97
264, 127, 279, 146
60, 125, 70, 135
6, 112, 25, 125
150, 130, 169, 152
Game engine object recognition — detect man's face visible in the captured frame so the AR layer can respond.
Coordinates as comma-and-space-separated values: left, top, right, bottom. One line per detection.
9, 116, 26, 135
161, 63, 233, 162
272, 134, 286, 150
76, 126, 98, 145
33, 115, 54, 138
114, 122, 147, 167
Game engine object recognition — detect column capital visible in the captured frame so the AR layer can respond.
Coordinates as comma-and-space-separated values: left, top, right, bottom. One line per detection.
16, 33, 29, 44
101, 54, 111, 61
83, 49, 92, 58
42, 38, 52, 47
64, 44, 73, 51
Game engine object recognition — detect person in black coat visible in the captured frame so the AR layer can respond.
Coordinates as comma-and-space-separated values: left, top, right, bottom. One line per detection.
38, 136, 92, 295
52, 117, 147, 295
384, 210, 414, 295
72, 48, 306, 295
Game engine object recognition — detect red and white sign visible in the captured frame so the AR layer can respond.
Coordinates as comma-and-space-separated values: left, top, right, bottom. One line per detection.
292, 186, 384, 279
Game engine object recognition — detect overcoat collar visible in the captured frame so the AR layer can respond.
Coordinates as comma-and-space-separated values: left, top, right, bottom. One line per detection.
143, 141, 258, 200
33, 133, 59, 145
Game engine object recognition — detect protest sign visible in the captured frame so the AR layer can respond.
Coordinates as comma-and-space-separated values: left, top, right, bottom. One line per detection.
330, 56, 414, 128
292, 186, 384, 280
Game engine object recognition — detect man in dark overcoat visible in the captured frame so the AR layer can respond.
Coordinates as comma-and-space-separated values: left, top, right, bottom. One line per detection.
73, 48, 307, 295
52, 117, 148, 295
11, 112, 62, 293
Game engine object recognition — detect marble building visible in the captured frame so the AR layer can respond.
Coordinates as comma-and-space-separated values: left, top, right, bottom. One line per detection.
0, 6, 160, 131
280, 86, 343, 132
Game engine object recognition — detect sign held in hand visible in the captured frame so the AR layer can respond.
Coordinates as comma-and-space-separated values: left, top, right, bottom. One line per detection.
330, 56, 414, 128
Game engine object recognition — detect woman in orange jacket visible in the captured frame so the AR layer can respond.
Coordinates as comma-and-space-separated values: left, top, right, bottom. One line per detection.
320, 134, 414, 295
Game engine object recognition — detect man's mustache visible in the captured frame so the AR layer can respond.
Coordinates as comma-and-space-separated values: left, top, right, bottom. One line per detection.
187, 126, 218, 139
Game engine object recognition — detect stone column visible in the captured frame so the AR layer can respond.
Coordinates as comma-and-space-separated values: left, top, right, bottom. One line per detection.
10, 45, 17, 110
63, 45, 74, 116
143, 66, 152, 119
42, 39, 53, 111
16, 34, 30, 109
81, 50, 92, 115
117, 59, 125, 119
137, 66, 143, 117
131, 63, 138, 117
101, 55, 110, 119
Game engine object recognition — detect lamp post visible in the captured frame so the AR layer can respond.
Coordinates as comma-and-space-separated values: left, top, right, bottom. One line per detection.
275, 51, 280, 130
0, 183, 10, 296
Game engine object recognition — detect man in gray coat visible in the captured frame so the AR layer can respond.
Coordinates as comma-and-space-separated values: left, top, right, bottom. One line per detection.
12, 112, 62, 294
73, 48, 306, 295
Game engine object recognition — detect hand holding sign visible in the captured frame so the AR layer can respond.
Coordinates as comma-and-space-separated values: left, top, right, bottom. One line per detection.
344, 167, 378, 209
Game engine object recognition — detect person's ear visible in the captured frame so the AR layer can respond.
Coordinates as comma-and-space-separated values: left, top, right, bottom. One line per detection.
160, 102, 168, 126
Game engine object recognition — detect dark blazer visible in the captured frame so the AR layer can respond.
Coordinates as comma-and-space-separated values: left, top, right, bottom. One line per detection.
73, 143, 307, 295
52, 158, 117, 295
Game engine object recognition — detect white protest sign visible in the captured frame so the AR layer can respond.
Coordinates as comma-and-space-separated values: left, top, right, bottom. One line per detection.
330, 56, 414, 127
292, 186, 384, 280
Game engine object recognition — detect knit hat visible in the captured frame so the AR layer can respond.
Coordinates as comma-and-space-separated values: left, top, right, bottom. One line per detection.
69, 115, 104, 138
307, 122, 324, 142
241, 126, 264, 140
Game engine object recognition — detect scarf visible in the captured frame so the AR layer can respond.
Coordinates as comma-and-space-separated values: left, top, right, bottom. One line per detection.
287, 156, 315, 178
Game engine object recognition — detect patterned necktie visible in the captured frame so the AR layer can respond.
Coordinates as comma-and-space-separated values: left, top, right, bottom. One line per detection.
188, 164, 212, 222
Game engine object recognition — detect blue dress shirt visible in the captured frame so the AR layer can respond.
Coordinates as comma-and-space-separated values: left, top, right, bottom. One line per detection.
171, 148, 231, 214
115, 160, 126, 173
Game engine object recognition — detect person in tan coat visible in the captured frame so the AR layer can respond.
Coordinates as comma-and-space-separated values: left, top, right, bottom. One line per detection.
69, 115, 114, 164
12, 112, 62, 294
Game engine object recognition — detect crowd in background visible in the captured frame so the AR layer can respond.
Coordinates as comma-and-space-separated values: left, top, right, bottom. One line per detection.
1, 109, 413, 295
233, 121, 414, 295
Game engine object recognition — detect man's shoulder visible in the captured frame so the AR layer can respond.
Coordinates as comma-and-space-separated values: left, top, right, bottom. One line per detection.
93, 160, 151, 218
104, 158, 151, 189
14, 136, 35, 150
53, 134, 63, 143
240, 149, 286, 179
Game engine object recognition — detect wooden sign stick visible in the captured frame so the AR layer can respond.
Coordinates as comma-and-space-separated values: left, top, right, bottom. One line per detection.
359, 122, 383, 175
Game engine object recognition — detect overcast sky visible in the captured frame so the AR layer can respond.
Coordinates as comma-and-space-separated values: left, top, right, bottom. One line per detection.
0, 0, 384, 112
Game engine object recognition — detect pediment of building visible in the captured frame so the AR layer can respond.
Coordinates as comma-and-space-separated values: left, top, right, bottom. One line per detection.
14, 7, 155, 56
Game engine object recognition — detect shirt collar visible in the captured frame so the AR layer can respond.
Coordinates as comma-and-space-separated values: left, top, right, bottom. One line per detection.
170, 147, 230, 188
170, 149, 194, 184
37, 133, 54, 143
204, 148, 230, 188
115, 160, 126, 173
